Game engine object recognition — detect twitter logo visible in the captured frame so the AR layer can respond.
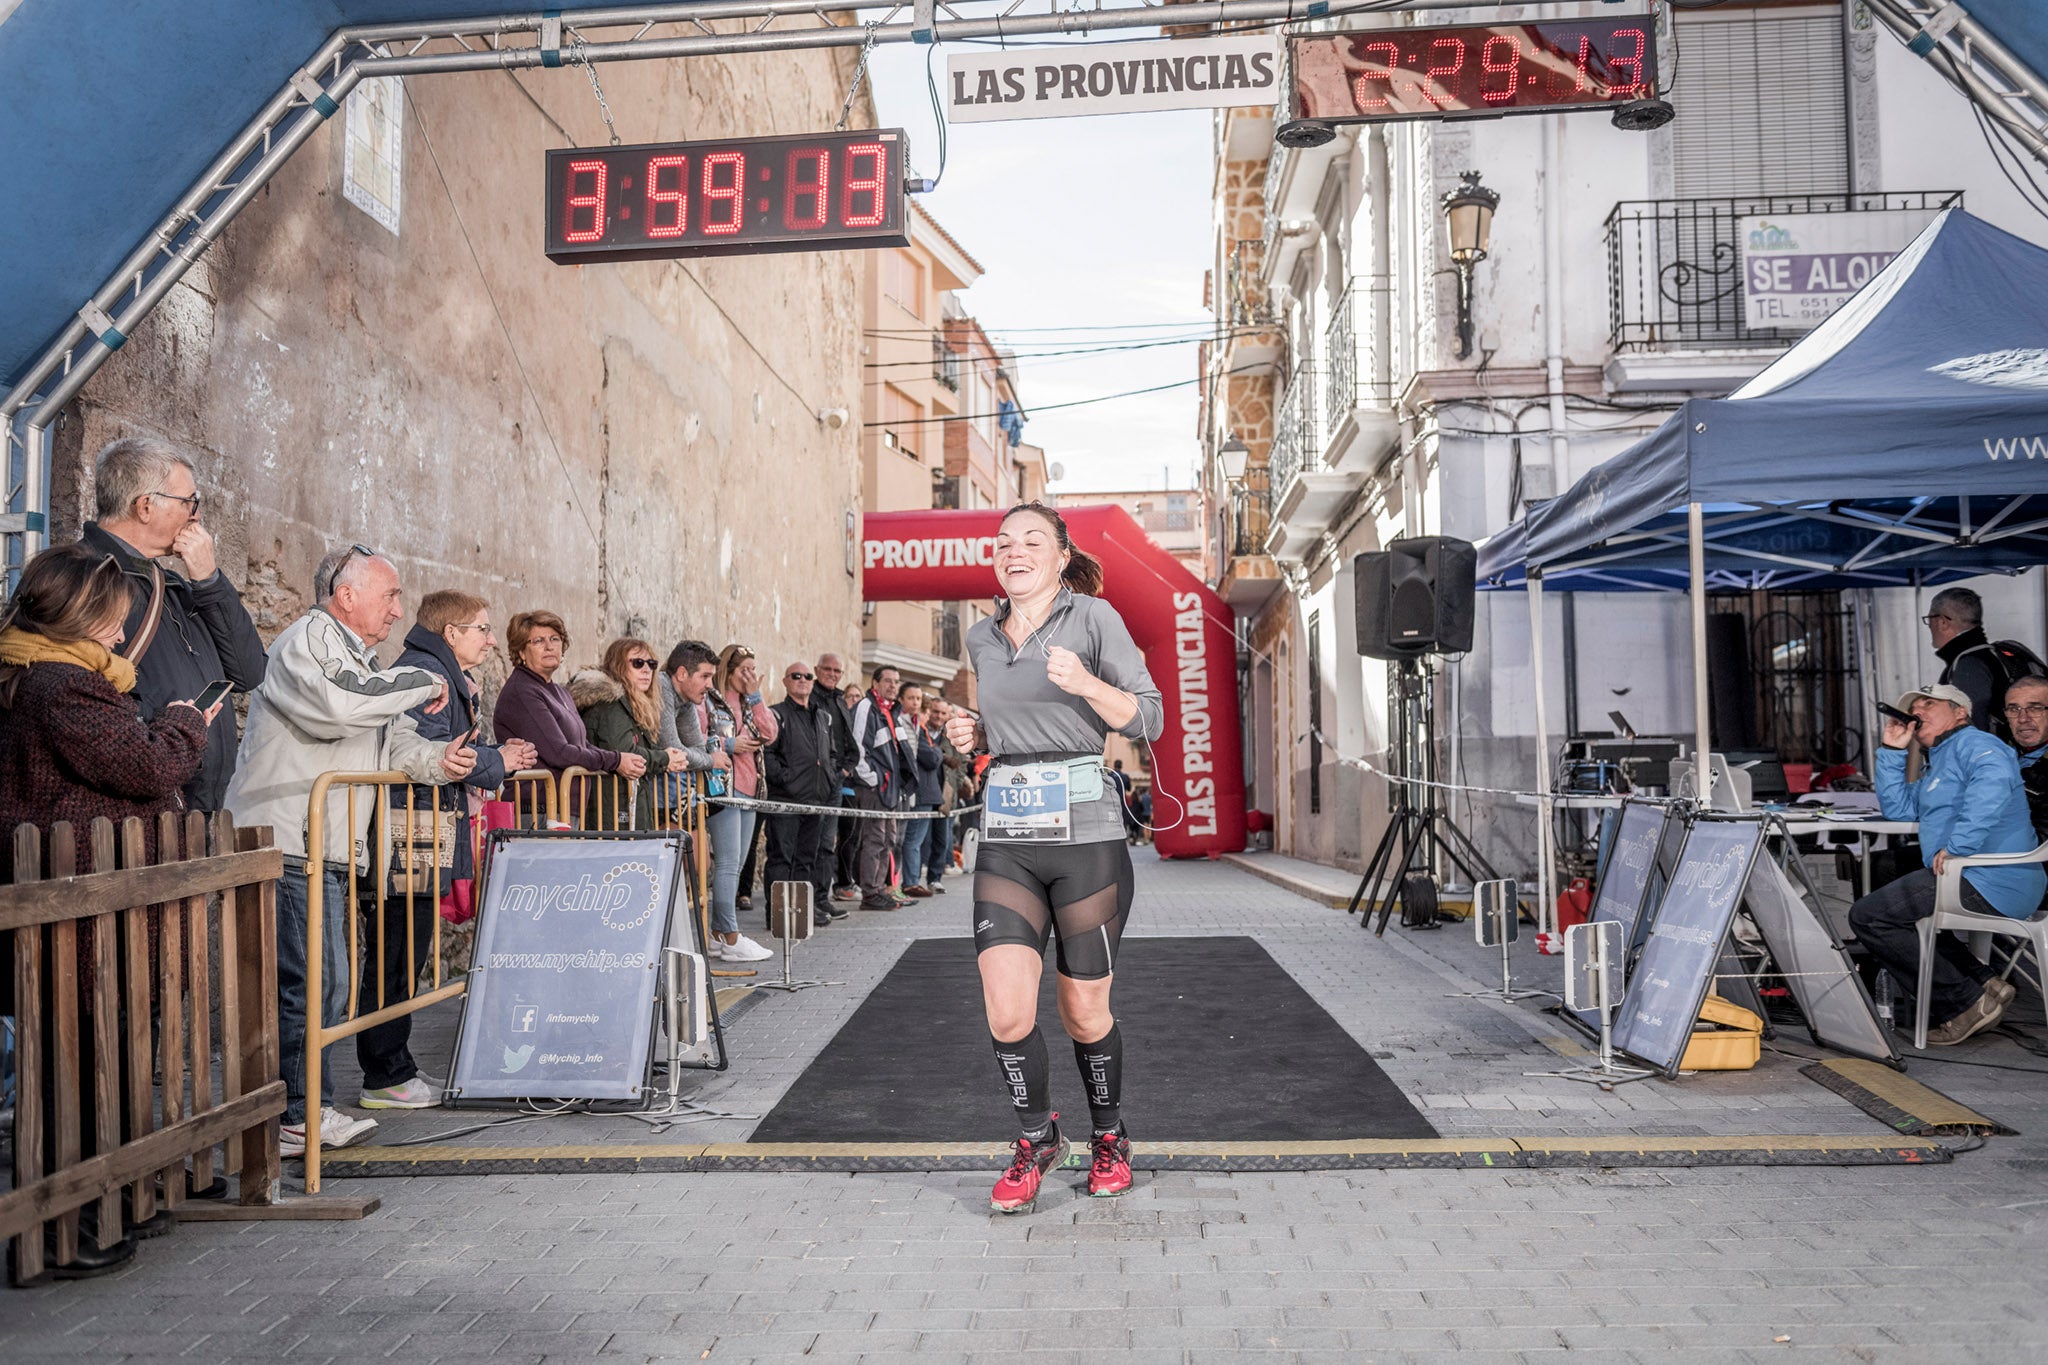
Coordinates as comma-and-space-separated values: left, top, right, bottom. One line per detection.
501, 1044, 534, 1073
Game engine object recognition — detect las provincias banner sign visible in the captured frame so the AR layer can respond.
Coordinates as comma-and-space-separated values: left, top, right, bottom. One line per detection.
945, 34, 1282, 123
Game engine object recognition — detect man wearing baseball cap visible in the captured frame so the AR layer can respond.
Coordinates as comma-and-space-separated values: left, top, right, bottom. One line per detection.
1850, 682, 2041, 1045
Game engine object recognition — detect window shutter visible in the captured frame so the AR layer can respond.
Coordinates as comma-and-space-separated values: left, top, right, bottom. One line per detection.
1671, 11, 1847, 198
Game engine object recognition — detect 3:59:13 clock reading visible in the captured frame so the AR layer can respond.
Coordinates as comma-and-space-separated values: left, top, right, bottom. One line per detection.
543, 129, 908, 263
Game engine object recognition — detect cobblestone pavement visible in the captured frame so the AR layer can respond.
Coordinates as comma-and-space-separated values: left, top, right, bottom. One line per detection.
4, 852, 2045, 1362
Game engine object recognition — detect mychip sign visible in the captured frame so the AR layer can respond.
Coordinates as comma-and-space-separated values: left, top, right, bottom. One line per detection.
449, 833, 686, 1101
1741, 209, 1939, 331
945, 34, 1282, 123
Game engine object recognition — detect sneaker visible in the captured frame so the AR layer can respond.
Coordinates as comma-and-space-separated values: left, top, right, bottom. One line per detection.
930, 880, 948, 895
860, 899, 897, 912
904, 884, 934, 898
281, 1106, 379, 1158
1087, 1128, 1133, 1198
832, 886, 861, 902
1927, 983, 2011, 1046
990, 1122, 1069, 1214
720, 933, 774, 963
359, 1077, 442, 1110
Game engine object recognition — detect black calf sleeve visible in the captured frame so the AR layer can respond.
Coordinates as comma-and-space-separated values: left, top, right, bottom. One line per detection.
1072, 1021, 1122, 1136
992, 1027, 1052, 1142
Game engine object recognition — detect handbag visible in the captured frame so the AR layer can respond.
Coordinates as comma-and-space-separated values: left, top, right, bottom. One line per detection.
388, 801, 460, 896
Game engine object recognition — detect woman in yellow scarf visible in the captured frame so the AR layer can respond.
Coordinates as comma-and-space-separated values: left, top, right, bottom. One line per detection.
0, 542, 214, 1280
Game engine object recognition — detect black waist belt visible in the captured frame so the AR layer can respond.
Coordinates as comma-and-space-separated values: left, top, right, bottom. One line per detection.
992, 751, 1099, 766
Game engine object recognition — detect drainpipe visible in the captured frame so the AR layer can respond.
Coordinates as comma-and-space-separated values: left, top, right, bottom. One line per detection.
1543, 115, 1570, 479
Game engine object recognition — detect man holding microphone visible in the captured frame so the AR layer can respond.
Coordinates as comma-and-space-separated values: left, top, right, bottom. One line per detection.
1849, 683, 2039, 1046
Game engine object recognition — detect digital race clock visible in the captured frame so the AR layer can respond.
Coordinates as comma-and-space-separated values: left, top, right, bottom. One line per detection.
1292, 17, 1657, 124
544, 128, 909, 264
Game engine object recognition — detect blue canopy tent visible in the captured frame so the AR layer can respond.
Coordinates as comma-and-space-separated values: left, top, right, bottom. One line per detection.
1475, 208, 2048, 917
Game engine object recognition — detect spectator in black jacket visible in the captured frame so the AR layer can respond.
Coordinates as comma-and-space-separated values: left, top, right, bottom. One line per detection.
765, 660, 854, 921
814, 652, 861, 900
79, 436, 267, 811
1928, 587, 2004, 734
897, 683, 945, 898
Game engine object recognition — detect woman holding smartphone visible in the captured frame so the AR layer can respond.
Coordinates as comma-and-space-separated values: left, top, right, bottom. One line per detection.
944, 502, 1163, 1212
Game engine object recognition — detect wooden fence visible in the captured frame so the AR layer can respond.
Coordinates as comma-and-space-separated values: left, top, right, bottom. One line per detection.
1, 812, 287, 1283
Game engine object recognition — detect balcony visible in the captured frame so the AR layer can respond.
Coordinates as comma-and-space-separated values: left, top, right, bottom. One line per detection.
932, 335, 961, 391
1221, 238, 1284, 377
1320, 277, 1399, 476
1218, 465, 1282, 611
1264, 362, 1362, 565
933, 605, 963, 661
1603, 191, 1960, 392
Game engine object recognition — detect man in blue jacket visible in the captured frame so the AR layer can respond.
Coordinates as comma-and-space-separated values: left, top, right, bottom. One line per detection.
1852, 682, 2041, 1045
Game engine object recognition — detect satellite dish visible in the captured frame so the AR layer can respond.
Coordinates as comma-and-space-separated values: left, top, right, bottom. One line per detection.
1049, 462, 1066, 482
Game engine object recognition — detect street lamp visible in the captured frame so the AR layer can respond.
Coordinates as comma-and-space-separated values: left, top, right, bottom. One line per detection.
1441, 170, 1499, 361
1218, 433, 1250, 483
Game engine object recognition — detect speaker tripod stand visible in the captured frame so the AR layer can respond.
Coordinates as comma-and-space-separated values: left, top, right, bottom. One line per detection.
1346, 658, 1515, 936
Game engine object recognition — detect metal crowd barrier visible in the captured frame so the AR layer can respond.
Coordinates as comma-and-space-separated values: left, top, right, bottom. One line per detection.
299, 766, 555, 1193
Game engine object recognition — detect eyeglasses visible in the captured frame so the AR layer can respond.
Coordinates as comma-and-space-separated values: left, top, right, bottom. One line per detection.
447, 622, 495, 636
317, 543, 376, 599
147, 488, 202, 514
525, 634, 565, 649
2006, 703, 2048, 718
787, 671, 815, 681
1922, 613, 1955, 625
627, 658, 656, 671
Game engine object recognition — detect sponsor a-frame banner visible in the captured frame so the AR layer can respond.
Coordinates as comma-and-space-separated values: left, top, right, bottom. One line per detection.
945, 34, 1282, 123
1740, 208, 1940, 332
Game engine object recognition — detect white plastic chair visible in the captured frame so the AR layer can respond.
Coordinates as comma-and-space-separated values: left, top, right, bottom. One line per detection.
1915, 840, 2048, 1049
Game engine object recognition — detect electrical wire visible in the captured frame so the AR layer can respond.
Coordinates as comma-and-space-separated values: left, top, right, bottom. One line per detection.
865, 362, 1266, 426
1971, 101, 2048, 223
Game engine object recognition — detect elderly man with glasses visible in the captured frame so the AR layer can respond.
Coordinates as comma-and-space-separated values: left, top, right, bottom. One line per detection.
1848, 682, 2041, 1047
79, 435, 268, 812
2004, 675, 2048, 839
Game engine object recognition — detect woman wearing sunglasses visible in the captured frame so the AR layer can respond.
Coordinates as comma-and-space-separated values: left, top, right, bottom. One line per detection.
573, 638, 687, 829
943, 501, 1163, 1213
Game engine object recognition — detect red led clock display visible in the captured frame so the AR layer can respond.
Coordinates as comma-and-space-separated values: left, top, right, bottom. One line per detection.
544, 128, 909, 263
1293, 18, 1657, 122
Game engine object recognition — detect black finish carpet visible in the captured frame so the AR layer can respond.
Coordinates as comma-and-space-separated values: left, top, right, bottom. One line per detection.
749, 935, 1438, 1143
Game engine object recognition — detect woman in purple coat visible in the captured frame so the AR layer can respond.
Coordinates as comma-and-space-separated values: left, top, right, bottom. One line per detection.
492, 610, 648, 793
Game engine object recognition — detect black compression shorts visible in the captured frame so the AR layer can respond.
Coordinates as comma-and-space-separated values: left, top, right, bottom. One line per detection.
971, 839, 1135, 981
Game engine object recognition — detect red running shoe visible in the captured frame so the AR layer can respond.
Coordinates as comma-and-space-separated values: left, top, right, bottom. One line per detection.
1087, 1128, 1132, 1198
990, 1123, 1068, 1213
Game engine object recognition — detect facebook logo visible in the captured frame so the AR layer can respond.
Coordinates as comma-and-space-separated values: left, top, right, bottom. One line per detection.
512, 1005, 538, 1034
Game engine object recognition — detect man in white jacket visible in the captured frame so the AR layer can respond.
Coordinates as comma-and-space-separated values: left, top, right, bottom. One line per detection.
226, 546, 474, 1157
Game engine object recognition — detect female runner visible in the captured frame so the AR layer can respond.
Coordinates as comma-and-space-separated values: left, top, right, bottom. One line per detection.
944, 501, 1164, 1212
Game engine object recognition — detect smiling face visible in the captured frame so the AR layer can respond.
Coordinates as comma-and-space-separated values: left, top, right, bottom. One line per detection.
994, 508, 1066, 604
2008, 678, 2048, 751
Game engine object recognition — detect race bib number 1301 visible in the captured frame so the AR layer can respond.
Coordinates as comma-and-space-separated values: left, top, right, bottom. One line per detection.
984, 766, 1072, 844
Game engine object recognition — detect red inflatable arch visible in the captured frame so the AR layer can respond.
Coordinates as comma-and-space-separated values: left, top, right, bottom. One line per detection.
861, 506, 1246, 859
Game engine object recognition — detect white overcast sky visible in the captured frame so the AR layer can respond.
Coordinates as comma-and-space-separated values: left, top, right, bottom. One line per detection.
866, 38, 1214, 494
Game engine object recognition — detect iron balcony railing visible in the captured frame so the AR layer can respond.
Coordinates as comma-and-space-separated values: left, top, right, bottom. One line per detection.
1323, 276, 1394, 418
1268, 363, 1321, 502
932, 334, 961, 390
1605, 191, 1962, 351
1229, 464, 1273, 559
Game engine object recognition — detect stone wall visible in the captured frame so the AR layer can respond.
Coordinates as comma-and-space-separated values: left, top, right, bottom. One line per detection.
51, 41, 873, 701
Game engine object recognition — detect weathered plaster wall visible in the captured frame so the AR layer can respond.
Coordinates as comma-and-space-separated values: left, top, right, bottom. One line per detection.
53, 39, 871, 698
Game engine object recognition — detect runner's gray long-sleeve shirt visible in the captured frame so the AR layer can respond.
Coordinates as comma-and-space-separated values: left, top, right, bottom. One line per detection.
965, 587, 1164, 845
